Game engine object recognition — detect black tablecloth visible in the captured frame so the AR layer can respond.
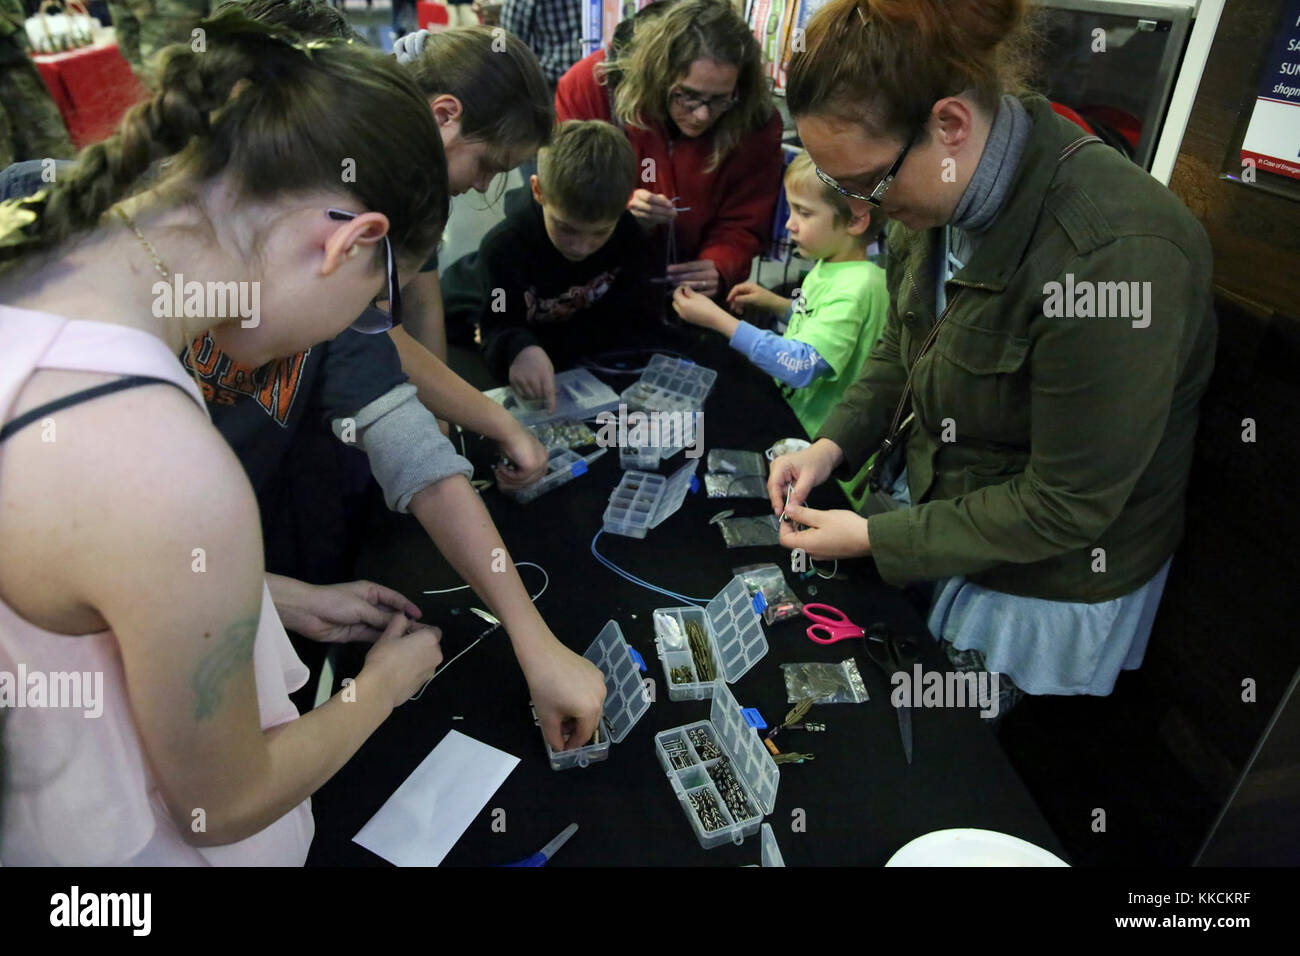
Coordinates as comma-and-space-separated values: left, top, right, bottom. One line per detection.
304, 337, 1067, 866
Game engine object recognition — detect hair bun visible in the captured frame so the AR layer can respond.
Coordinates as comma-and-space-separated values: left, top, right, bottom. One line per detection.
939, 0, 1026, 52
788, 0, 1035, 138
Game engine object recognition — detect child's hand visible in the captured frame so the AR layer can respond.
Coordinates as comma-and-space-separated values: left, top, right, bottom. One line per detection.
509, 346, 556, 413
627, 189, 677, 228
726, 281, 789, 316
665, 259, 719, 297
520, 630, 608, 753
672, 285, 737, 336
494, 425, 549, 491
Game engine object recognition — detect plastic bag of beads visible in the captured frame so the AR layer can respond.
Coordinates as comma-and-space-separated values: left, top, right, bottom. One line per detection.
716, 513, 780, 548
704, 449, 767, 498
704, 473, 768, 498
733, 562, 803, 625
782, 660, 870, 704
706, 448, 766, 477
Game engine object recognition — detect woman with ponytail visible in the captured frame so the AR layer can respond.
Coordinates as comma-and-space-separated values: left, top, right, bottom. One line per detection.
0, 17, 455, 864
769, 0, 1217, 713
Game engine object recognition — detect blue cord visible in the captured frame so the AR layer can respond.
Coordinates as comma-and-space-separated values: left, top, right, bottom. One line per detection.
590, 530, 710, 606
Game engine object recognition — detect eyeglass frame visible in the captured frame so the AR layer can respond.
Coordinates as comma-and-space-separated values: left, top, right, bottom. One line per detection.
814, 130, 918, 208
669, 85, 738, 116
326, 207, 402, 334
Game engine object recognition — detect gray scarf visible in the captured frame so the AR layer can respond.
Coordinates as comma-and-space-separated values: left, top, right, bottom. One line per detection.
950, 94, 1031, 236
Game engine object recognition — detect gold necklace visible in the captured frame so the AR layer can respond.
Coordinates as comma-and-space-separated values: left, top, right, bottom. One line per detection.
114, 206, 208, 400
114, 207, 170, 280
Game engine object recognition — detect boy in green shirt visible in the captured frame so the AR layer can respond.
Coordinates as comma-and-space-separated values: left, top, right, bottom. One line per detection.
672, 151, 888, 438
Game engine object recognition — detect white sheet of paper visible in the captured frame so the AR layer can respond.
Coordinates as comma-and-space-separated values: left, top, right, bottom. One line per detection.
353, 730, 519, 866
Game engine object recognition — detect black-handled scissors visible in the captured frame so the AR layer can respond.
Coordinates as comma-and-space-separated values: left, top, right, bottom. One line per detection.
863, 623, 920, 765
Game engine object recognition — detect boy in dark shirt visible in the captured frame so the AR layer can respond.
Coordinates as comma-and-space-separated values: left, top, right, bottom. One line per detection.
472, 120, 665, 408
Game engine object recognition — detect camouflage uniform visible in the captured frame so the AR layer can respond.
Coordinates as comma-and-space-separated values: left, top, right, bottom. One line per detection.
0, 0, 75, 168
106, 0, 208, 82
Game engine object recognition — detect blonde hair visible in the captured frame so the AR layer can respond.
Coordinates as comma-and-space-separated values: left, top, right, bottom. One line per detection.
599, 0, 771, 172
784, 151, 853, 226
784, 151, 885, 245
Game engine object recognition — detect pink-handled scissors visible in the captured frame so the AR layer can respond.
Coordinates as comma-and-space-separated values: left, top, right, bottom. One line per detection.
802, 604, 866, 644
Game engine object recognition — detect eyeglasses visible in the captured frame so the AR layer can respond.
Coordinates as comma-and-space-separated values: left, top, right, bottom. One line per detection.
669, 86, 737, 115
815, 132, 917, 208
327, 207, 402, 334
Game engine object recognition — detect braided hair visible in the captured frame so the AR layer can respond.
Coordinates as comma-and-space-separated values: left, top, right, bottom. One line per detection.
2, 13, 447, 269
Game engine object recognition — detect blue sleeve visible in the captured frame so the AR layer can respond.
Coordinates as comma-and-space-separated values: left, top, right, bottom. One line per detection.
729, 321, 831, 388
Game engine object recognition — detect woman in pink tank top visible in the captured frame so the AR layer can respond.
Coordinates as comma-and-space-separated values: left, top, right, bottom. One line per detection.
0, 15, 449, 865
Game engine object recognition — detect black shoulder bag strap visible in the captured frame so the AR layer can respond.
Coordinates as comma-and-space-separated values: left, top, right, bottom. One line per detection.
862, 133, 1105, 495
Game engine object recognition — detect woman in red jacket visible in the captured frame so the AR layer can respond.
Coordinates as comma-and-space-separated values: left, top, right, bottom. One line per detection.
555, 0, 783, 298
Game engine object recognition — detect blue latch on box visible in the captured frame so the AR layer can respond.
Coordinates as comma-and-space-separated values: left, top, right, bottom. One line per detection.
743, 707, 767, 730
689, 475, 700, 494
751, 591, 767, 615
628, 647, 646, 672
570, 459, 588, 477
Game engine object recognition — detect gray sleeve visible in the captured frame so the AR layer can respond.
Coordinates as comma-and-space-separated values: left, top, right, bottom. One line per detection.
332, 383, 474, 513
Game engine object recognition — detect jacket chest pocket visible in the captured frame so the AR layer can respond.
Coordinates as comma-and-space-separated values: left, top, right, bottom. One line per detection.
915, 319, 1032, 445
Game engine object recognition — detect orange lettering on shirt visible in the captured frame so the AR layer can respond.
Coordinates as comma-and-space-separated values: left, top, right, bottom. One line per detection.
255, 353, 307, 425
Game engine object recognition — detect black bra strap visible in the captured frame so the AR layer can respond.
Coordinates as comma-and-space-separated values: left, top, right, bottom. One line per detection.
0, 375, 193, 444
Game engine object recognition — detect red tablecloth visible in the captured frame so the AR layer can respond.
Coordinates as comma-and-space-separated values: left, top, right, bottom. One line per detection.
33, 42, 146, 149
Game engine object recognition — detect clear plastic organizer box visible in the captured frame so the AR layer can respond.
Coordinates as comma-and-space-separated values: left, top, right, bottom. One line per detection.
505, 447, 603, 504
616, 413, 700, 466
620, 355, 717, 415
485, 368, 621, 427
602, 459, 698, 538
653, 682, 779, 849
537, 620, 650, 771
761, 823, 786, 866
618, 444, 661, 470
659, 411, 700, 460
654, 575, 768, 701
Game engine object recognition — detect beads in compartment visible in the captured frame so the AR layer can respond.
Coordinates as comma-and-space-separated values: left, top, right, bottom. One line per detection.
688, 726, 722, 761
706, 756, 755, 822
687, 789, 726, 832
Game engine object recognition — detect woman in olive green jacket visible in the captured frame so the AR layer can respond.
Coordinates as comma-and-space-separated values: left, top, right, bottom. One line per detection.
769, 0, 1216, 712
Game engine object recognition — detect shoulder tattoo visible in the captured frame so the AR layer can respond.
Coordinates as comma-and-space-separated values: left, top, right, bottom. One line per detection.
190, 617, 258, 720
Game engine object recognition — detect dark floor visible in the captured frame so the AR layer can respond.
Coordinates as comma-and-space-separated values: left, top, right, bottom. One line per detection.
995, 676, 1222, 865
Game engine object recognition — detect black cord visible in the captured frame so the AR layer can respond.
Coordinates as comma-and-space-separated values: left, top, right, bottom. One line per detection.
577, 348, 693, 376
